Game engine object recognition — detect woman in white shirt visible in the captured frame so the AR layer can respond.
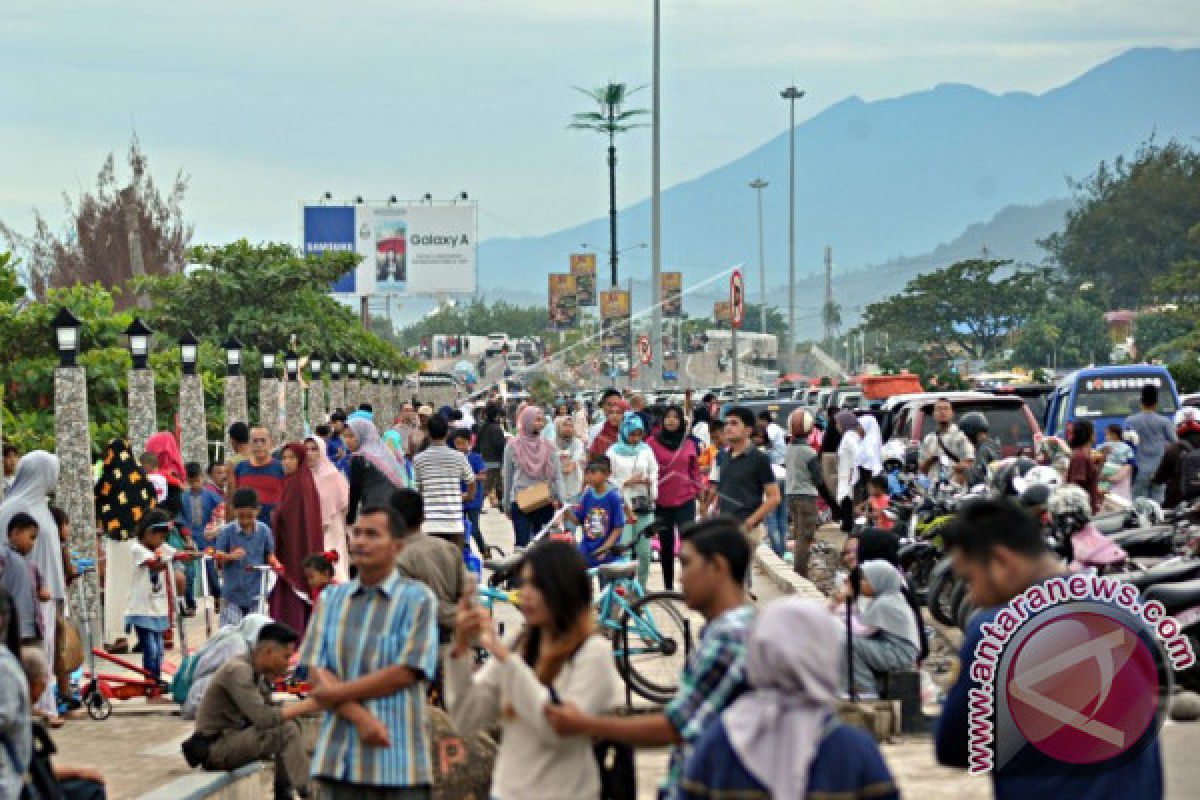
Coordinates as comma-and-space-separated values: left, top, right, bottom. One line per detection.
448, 540, 620, 800
606, 413, 659, 586
835, 410, 864, 534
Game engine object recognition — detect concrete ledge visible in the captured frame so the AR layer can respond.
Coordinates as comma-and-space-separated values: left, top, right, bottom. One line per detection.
137, 763, 263, 800
754, 543, 826, 600
837, 699, 902, 743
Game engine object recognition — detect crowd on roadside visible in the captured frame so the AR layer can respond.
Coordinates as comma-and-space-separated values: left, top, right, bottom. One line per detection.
0, 380, 1177, 799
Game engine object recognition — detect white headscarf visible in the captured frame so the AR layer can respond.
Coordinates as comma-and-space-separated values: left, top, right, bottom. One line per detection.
722, 598, 840, 799
853, 415, 883, 477
0, 451, 66, 601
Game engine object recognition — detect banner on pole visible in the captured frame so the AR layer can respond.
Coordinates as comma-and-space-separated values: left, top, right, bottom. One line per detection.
662, 271, 683, 318
547, 273, 579, 331
570, 253, 597, 307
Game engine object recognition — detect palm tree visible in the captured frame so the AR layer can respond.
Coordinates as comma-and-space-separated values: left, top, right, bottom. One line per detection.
570, 83, 648, 288
822, 300, 842, 351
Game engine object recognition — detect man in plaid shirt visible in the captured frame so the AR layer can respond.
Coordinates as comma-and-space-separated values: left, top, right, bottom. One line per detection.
545, 517, 752, 799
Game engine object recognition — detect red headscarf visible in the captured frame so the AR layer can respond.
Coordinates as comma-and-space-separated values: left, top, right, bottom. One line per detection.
145, 431, 186, 487
270, 443, 325, 632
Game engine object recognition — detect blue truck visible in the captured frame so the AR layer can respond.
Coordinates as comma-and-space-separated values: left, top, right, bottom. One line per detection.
1043, 365, 1179, 440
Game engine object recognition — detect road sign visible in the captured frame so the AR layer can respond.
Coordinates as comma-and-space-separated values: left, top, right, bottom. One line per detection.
730, 269, 745, 329
637, 334, 652, 365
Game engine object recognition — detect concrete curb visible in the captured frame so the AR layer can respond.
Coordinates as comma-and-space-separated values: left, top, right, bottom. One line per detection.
754, 543, 826, 600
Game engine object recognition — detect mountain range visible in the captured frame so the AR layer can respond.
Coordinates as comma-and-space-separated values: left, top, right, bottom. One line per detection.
475, 46, 1200, 336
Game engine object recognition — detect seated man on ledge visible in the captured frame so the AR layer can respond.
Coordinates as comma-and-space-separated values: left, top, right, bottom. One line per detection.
187, 622, 317, 800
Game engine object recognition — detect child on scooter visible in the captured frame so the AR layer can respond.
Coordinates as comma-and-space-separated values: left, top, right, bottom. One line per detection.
863, 475, 895, 531
126, 510, 176, 684
211, 489, 282, 626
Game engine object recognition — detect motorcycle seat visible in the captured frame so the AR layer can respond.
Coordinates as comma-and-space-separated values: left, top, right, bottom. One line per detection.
1144, 578, 1200, 616
1110, 560, 1200, 592
1108, 526, 1175, 558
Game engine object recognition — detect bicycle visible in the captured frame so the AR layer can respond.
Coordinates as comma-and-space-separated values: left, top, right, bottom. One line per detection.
589, 528, 695, 705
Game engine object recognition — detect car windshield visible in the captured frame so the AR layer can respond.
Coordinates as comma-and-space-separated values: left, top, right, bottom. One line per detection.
921, 403, 1035, 451
1072, 375, 1177, 418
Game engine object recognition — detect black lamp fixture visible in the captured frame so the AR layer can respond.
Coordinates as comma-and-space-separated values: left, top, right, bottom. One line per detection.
223, 335, 244, 376
454, 191, 469, 204
321, 191, 332, 204
387, 195, 398, 206
330, 354, 343, 379
347, 359, 358, 379
51, 307, 82, 367
422, 192, 433, 204
372, 366, 381, 384
125, 317, 154, 370
261, 350, 277, 379
382, 368, 391, 384
309, 352, 323, 379
180, 331, 199, 375
354, 195, 364, 205
284, 350, 300, 381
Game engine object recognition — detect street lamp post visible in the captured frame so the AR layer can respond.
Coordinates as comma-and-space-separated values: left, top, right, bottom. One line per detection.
283, 350, 304, 441
780, 85, 805, 375
260, 350, 280, 433
124, 317, 156, 457
650, 0, 663, 393
179, 331, 208, 467
749, 178, 769, 336
222, 336, 248, 452
309, 352, 326, 428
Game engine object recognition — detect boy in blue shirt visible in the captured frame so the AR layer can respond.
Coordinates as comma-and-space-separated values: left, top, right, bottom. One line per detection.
566, 456, 626, 568
212, 488, 282, 625
177, 461, 224, 608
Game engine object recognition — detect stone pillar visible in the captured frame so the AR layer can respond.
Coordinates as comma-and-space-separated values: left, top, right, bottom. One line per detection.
55, 367, 99, 625
330, 378, 346, 414
179, 373, 208, 468
127, 368, 156, 457
284, 379, 305, 443
259, 377, 280, 433
223, 375, 249, 447
308, 379, 327, 428
346, 379, 361, 412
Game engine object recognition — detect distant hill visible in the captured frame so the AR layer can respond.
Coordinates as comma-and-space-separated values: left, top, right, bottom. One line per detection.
477, 47, 1200, 300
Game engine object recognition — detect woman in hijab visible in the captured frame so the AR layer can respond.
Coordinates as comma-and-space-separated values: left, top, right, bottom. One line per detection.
144, 431, 186, 515
305, 436, 351, 583
94, 439, 156, 652
607, 413, 659, 586
690, 404, 712, 449
648, 405, 701, 590
840, 560, 921, 697
382, 429, 414, 488
502, 407, 566, 548
819, 402, 844, 519
854, 414, 884, 490
344, 417, 408, 525
270, 443, 325, 634
683, 597, 899, 800
835, 411, 863, 533
0, 451, 66, 721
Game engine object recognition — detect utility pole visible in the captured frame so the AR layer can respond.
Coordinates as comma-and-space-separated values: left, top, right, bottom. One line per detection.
822, 246, 836, 346
780, 86, 805, 375
749, 178, 768, 336
650, 0, 663, 394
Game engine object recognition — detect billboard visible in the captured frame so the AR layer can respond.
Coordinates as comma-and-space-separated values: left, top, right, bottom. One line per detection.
570, 253, 597, 307
662, 271, 683, 318
600, 289, 631, 350
304, 203, 477, 297
303, 206, 358, 294
547, 273, 579, 331
714, 301, 732, 324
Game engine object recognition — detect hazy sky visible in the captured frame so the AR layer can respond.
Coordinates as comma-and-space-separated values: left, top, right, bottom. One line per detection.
2, 1, 1197, 248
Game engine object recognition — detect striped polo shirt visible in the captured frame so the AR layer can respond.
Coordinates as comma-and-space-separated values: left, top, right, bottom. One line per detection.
412, 444, 474, 535
297, 570, 438, 788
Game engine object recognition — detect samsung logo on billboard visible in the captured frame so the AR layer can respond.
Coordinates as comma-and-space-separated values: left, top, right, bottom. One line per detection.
304, 242, 355, 252
410, 234, 470, 247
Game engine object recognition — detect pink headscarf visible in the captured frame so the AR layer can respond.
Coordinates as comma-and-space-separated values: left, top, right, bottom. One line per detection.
510, 407, 555, 480
145, 431, 186, 487
306, 436, 349, 524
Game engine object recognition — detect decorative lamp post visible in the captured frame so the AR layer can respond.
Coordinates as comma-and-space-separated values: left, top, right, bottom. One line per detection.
52, 308, 82, 367
259, 349, 281, 433
330, 354, 346, 412
51, 309, 99, 637
283, 350, 304, 441
124, 317, 156, 457
222, 336, 249, 450
178, 331, 208, 467
381, 369, 392, 422
308, 352, 327, 427
346, 359, 360, 410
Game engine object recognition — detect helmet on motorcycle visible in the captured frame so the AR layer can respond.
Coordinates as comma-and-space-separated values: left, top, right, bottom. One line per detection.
958, 411, 990, 442
1020, 465, 1062, 491
881, 439, 907, 470
990, 455, 1036, 496
1047, 485, 1092, 532
1019, 483, 1054, 509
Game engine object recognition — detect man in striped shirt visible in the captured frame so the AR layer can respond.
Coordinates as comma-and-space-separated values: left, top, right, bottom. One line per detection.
299, 506, 438, 800
412, 415, 475, 551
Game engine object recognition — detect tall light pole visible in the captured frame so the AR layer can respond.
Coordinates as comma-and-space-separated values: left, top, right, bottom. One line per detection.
780, 85, 805, 375
650, 0, 663, 392
749, 178, 768, 336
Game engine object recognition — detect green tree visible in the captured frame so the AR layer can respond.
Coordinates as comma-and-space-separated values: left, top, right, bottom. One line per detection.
860, 259, 1050, 359
570, 83, 648, 288
1011, 296, 1111, 369
1042, 139, 1200, 309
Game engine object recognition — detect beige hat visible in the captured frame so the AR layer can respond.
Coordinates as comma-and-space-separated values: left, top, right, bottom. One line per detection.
418, 404, 434, 415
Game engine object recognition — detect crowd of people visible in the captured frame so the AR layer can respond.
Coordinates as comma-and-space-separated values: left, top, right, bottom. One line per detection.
0, 381, 1182, 799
